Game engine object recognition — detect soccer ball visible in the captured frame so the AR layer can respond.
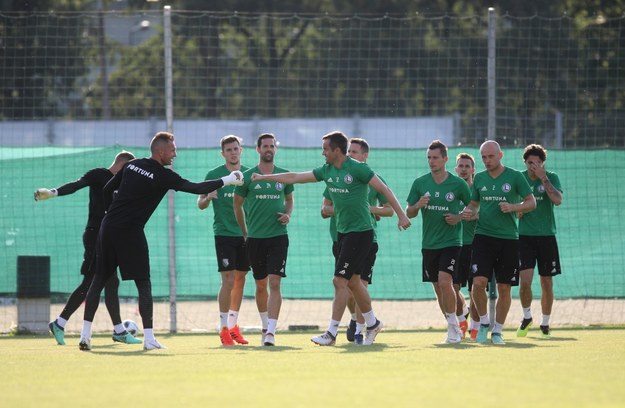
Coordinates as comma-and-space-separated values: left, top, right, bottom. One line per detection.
122, 319, 140, 336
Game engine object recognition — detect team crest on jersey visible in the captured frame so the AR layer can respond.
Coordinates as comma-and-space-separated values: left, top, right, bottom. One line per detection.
445, 192, 455, 202
275, 182, 284, 191
502, 183, 511, 193
538, 184, 545, 193
343, 174, 353, 184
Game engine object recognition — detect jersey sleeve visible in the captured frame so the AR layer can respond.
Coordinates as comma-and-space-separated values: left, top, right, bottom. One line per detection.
355, 161, 374, 184
406, 178, 421, 205
55, 171, 92, 196
312, 165, 324, 182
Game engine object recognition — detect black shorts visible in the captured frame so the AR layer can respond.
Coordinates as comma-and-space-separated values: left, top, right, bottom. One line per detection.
519, 235, 562, 277
361, 242, 379, 284
332, 240, 339, 261
81, 227, 99, 276
214, 235, 250, 272
470, 234, 519, 285
96, 225, 150, 281
458, 244, 472, 289
335, 230, 374, 280
246, 235, 289, 280
421, 246, 461, 284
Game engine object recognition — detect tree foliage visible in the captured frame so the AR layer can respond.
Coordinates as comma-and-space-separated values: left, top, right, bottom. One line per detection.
1, 0, 624, 147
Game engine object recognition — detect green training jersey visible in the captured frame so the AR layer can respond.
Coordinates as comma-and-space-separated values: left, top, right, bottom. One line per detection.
519, 170, 562, 236
406, 172, 471, 249
204, 164, 249, 237
323, 173, 388, 242
313, 157, 374, 234
471, 166, 532, 240
234, 165, 294, 239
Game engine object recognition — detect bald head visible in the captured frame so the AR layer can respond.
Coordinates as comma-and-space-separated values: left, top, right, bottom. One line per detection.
480, 140, 504, 174
480, 140, 501, 154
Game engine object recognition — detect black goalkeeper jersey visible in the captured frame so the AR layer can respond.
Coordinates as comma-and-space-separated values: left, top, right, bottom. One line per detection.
56, 167, 113, 229
102, 157, 223, 229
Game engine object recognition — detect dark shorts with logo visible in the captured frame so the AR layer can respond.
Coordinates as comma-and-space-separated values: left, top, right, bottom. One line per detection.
519, 235, 561, 277
335, 230, 374, 280
246, 235, 289, 280
421, 246, 461, 284
214, 235, 250, 272
470, 234, 519, 285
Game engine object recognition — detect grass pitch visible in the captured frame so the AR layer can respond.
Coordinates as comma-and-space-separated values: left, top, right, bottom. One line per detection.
2, 328, 625, 408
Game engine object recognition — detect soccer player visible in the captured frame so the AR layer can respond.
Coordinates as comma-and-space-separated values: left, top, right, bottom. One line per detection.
321, 138, 393, 344
461, 140, 536, 345
35, 151, 139, 346
78, 131, 243, 351
454, 153, 480, 340
198, 135, 250, 346
516, 144, 563, 339
252, 131, 411, 346
406, 140, 472, 344
233, 133, 293, 346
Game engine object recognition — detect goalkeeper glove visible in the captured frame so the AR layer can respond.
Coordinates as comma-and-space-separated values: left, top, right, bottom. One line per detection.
34, 188, 58, 201
221, 170, 244, 187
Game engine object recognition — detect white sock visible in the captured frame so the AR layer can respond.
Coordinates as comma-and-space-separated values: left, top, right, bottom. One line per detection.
446, 312, 459, 326
113, 323, 125, 334
227, 310, 239, 329
523, 307, 532, 319
327, 320, 340, 337
56, 317, 67, 329
492, 322, 503, 334
462, 303, 469, 316
355, 322, 365, 335
457, 313, 467, 323
81, 321, 92, 340
259, 311, 269, 330
267, 319, 277, 335
542, 315, 551, 326
362, 309, 377, 327
219, 312, 228, 329
144, 328, 155, 342
470, 319, 480, 330
479, 314, 490, 326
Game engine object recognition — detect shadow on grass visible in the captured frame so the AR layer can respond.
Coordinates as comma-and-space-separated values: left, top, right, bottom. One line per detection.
90, 348, 171, 357
426, 340, 540, 349
334, 343, 390, 353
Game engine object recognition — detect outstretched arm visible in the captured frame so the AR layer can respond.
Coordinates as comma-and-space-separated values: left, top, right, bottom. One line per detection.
369, 175, 411, 230
34, 175, 90, 201
252, 171, 317, 184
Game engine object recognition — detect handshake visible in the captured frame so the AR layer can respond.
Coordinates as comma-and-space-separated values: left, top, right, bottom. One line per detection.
220, 170, 244, 187
34, 188, 58, 201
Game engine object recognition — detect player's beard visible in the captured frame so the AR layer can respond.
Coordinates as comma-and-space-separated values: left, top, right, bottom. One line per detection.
261, 152, 274, 163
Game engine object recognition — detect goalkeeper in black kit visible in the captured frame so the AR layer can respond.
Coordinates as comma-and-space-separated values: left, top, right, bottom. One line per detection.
35, 150, 137, 346
79, 131, 243, 351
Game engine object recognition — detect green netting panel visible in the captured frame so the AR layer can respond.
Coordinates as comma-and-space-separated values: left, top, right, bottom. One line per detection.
1, 147, 623, 300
